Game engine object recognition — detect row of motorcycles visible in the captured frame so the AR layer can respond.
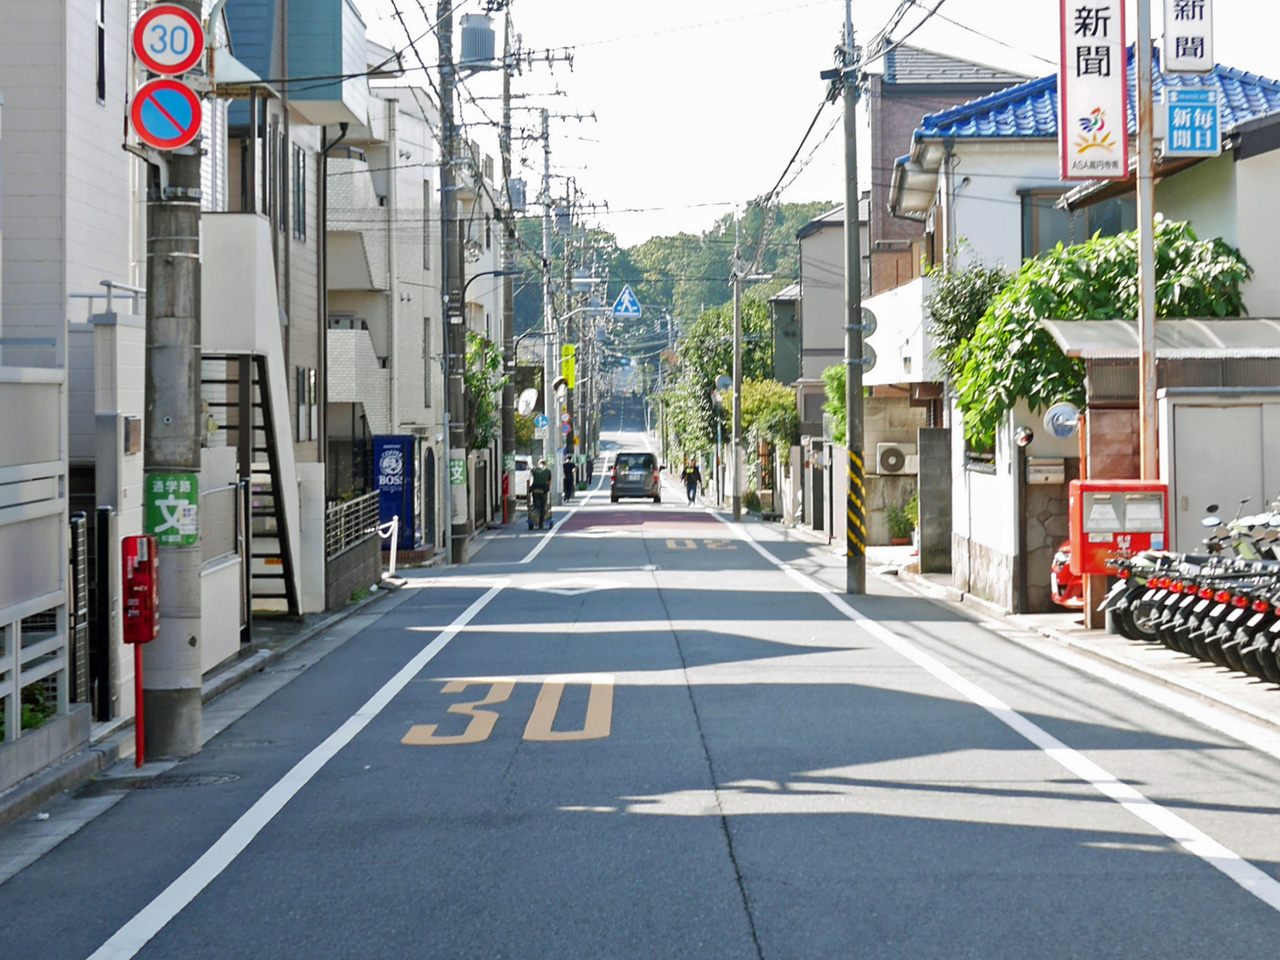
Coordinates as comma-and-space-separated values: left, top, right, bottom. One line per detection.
1106, 498, 1280, 683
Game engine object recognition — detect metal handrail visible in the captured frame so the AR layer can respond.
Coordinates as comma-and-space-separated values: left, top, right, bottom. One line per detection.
68, 280, 147, 318
325, 491, 381, 558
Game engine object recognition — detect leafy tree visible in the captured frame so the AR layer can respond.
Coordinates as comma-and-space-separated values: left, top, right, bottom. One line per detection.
957, 218, 1252, 450
925, 260, 1012, 381
660, 293, 776, 453
464, 333, 508, 452
740, 378, 799, 449
821, 363, 847, 444
514, 412, 534, 454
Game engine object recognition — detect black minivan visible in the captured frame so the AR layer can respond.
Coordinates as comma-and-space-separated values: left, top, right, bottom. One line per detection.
610, 452, 660, 503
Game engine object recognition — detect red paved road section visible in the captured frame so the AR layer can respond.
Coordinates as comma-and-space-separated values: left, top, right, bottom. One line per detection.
560, 509, 722, 533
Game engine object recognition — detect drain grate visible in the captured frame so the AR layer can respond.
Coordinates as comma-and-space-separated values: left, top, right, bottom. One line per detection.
132, 773, 242, 789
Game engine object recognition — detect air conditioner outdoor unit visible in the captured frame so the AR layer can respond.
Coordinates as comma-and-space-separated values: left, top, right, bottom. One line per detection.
877, 442, 919, 475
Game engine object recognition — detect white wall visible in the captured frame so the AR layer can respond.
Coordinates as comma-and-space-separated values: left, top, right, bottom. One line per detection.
799, 223, 844, 380
1233, 149, 1280, 316
862, 276, 940, 386
948, 141, 1064, 273
1157, 152, 1238, 248
0, 0, 139, 344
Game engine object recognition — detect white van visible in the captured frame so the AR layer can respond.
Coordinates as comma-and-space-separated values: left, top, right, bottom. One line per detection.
513, 456, 532, 498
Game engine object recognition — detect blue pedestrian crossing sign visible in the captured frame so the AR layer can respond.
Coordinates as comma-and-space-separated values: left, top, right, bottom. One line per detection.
612, 285, 642, 319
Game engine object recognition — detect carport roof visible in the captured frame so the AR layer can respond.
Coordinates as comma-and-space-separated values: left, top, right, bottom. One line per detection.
1040, 319, 1280, 359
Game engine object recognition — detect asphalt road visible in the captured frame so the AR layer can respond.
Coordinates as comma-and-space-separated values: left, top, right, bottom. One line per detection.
4, 399, 1280, 958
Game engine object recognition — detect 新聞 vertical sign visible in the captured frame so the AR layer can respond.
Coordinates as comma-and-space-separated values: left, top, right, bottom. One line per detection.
1059, 0, 1129, 180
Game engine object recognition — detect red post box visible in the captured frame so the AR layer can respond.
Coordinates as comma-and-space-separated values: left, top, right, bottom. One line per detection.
1069, 480, 1169, 576
123, 534, 159, 644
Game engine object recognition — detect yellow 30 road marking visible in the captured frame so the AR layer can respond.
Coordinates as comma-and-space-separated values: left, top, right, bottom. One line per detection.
524, 676, 614, 741
665, 539, 737, 550
401, 680, 514, 745
403, 676, 615, 746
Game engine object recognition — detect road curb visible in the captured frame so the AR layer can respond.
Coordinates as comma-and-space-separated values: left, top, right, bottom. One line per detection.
893, 565, 1280, 733
0, 580, 404, 830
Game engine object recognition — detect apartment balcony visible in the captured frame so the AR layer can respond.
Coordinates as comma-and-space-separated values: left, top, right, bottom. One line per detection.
327, 156, 388, 292
327, 326, 390, 435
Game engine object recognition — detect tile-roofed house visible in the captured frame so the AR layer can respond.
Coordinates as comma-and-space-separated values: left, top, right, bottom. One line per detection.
904, 47, 1280, 145
878, 45, 1280, 620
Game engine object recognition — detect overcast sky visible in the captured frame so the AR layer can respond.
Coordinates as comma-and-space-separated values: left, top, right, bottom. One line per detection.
359, 0, 1280, 247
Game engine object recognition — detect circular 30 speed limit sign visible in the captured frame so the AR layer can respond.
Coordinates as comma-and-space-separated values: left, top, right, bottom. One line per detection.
133, 4, 205, 76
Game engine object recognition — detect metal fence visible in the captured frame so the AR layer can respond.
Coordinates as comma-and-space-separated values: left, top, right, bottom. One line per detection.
326, 491, 381, 559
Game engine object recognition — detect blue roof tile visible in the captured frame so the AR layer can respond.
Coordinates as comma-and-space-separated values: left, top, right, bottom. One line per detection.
915, 48, 1280, 142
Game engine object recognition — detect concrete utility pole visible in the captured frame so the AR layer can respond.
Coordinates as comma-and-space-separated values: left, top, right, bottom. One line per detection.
143, 0, 204, 757
540, 108, 559, 503
1135, 0, 1158, 480
499, 5, 516, 524
730, 227, 744, 522
439, 0, 469, 563
840, 0, 867, 594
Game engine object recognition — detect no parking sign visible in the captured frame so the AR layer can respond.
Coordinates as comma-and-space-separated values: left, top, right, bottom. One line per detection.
131, 78, 203, 150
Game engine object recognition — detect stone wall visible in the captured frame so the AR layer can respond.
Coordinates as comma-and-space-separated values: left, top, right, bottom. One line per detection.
325, 535, 382, 610
1023, 468, 1076, 612
918, 428, 952, 572
952, 532, 1014, 610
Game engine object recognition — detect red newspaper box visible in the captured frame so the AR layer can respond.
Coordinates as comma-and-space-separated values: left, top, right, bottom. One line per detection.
123, 534, 159, 644
1069, 480, 1168, 576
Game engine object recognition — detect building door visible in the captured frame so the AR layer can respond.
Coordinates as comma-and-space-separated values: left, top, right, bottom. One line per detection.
1171, 404, 1265, 551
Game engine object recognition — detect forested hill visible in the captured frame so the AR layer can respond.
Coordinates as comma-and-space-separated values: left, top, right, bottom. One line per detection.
512, 201, 834, 337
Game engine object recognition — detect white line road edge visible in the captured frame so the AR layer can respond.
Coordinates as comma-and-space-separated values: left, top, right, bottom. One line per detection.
86, 581, 511, 960
719, 517, 1280, 915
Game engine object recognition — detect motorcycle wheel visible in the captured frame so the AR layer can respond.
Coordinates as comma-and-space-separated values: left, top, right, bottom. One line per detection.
1205, 622, 1234, 667
1238, 636, 1269, 680
1264, 643, 1280, 685
1220, 629, 1247, 673
1127, 599, 1163, 643
1155, 605, 1184, 647
1170, 611, 1199, 655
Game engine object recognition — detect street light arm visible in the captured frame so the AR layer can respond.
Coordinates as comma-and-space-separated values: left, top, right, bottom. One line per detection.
462, 268, 521, 304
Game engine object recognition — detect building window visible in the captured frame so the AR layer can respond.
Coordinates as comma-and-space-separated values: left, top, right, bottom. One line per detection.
1020, 190, 1136, 259
278, 130, 288, 234
292, 145, 307, 241
296, 367, 317, 442
96, 0, 107, 104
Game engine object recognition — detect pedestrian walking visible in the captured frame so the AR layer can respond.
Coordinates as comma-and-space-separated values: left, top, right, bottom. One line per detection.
562, 458, 576, 500
529, 458, 552, 529
681, 460, 703, 505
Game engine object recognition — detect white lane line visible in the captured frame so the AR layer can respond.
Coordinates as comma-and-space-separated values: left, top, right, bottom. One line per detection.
518, 504, 580, 565
86, 582, 510, 960
717, 517, 1280, 915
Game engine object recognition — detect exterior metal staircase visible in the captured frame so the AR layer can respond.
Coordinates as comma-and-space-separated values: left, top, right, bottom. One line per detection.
202, 354, 299, 615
